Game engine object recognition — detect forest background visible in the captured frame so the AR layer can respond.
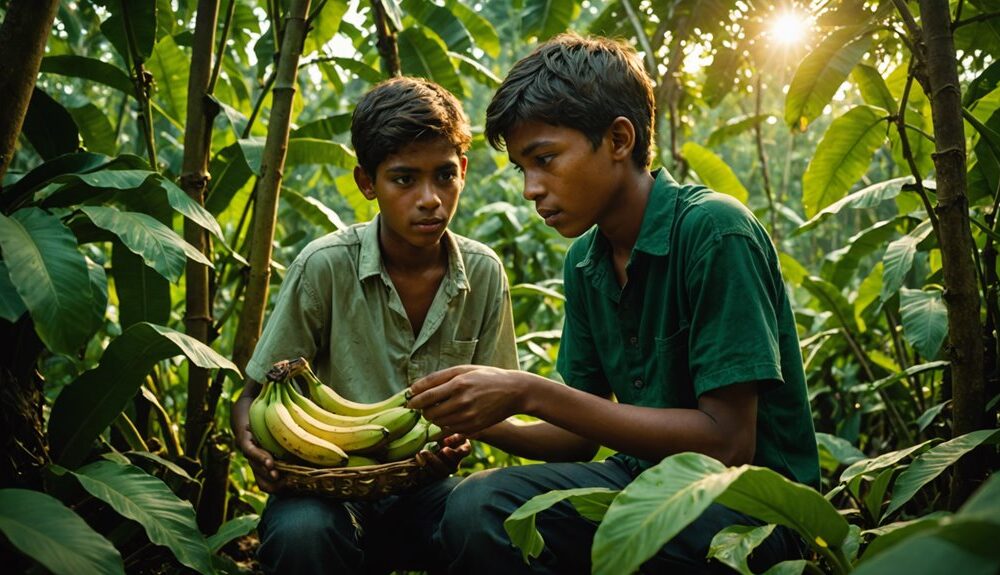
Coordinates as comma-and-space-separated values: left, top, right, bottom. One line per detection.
0, 0, 998, 574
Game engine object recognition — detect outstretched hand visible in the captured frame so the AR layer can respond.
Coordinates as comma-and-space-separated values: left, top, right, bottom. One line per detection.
407, 365, 523, 436
235, 422, 285, 493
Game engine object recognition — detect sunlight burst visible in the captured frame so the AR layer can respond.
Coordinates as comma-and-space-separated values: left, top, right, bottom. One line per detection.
767, 11, 809, 46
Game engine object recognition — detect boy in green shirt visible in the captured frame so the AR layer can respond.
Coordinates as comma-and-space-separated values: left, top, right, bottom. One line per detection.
408, 34, 819, 573
231, 77, 518, 574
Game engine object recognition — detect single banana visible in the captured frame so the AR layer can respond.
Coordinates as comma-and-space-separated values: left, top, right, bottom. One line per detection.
249, 382, 289, 458
276, 385, 389, 453
345, 455, 381, 467
264, 394, 348, 467
382, 419, 430, 462
303, 368, 410, 416
286, 383, 415, 433
425, 421, 445, 443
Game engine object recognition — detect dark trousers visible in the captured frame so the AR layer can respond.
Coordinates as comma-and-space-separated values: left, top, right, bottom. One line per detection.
435, 458, 804, 574
256, 476, 461, 575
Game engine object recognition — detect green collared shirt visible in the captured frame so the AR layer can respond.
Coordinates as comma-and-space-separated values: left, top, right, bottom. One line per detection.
557, 169, 820, 487
247, 215, 519, 402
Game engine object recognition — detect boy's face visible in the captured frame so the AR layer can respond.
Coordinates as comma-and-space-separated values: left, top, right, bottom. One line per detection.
506, 120, 623, 238
354, 137, 467, 253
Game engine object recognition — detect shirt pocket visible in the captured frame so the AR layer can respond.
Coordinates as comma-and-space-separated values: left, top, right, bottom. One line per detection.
439, 338, 479, 367
653, 325, 695, 406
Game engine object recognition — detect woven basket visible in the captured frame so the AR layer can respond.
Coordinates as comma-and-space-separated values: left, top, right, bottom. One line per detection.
273, 456, 433, 500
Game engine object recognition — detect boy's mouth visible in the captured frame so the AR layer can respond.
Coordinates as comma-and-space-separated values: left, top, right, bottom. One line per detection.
414, 218, 446, 232
536, 208, 561, 225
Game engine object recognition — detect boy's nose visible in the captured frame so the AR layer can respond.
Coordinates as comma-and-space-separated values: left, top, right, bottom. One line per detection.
417, 183, 442, 208
522, 174, 543, 201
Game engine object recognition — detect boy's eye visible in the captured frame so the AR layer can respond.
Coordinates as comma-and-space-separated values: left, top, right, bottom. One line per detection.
437, 170, 458, 182
392, 175, 413, 186
536, 154, 554, 166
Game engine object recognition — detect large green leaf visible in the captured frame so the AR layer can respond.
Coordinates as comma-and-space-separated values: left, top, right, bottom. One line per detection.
282, 189, 346, 233
81, 206, 212, 282
802, 105, 889, 218
402, 0, 474, 53
797, 176, 914, 233
522, 0, 580, 41
880, 218, 935, 302
840, 440, 938, 484
48, 322, 240, 468
40, 55, 134, 95
591, 453, 848, 575
69, 103, 117, 156
397, 27, 464, 97
66, 461, 213, 574
801, 276, 860, 333
0, 262, 27, 322
304, 0, 348, 56
964, 59, 1000, 107
855, 520, 1000, 575
0, 208, 94, 355
815, 432, 865, 467
0, 488, 124, 575
505, 487, 617, 563
822, 219, 899, 287
707, 524, 776, 575
445, 0, 500, 57
207, 514, 260, 553
451, 52, 502, 87
899, 288, 948, 359
205, 144, 254, 216
785, 28, 870, 129
285, 138, 356, 171
0, 152, 113, 212
852, 63, 897, 115
146, 34, 190, 127
681, 142, 748, 203
101, 0, 157, 61
22, 88, 80, 161
112, 241, 170, 327
884, 429, 1000, 517
706, 114, 773, 148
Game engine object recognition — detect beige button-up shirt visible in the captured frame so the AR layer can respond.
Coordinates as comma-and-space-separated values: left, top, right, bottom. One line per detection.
247, 215, 519, 402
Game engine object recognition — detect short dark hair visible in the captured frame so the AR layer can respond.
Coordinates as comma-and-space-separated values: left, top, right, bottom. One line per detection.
485, 33, 655, 169
351, 77, 472, 178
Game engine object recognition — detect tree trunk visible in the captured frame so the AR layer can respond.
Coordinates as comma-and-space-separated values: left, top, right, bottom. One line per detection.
0, 0, 60, 182
0, 318, 48, 489
918, 0, 988, 505
231, 0, 312, 374
181, 0, 220, 459
371, 0, 400, 77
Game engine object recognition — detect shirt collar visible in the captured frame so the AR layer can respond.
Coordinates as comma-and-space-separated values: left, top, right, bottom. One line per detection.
576, 168, 680, 272
357, 214, 470, 293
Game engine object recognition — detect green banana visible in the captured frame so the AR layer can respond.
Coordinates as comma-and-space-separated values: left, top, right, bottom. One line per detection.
249, 383, 289, 458
264, 393, 348, 467
277, 385, 389, 453
345, 455, 381, 467
425, 421, 445, 443
382, 419, 430, 462
303, 368, 410, 416
369, 407, 422, 442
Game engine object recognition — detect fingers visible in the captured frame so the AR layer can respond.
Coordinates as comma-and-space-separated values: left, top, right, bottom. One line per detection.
409, 365, 477, 396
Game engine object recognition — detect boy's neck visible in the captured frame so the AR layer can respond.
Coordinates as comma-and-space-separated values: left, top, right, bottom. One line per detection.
599, 169, 656, 256
380, 234, 449, 275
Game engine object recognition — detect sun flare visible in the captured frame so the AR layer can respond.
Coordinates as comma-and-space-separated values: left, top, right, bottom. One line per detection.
768, 11, 809, 46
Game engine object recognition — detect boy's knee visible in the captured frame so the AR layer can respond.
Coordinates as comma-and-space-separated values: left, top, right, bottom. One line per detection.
439, 470, 519, 552
258, 496, 358, 572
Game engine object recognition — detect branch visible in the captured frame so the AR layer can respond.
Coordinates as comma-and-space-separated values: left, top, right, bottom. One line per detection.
953, 11, 1000, 29
891, 0, 924, 39
621, 0, 657, 76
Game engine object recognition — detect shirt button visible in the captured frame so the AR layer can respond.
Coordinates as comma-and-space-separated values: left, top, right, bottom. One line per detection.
633, 378, 644, 389
629, 336, 638, 346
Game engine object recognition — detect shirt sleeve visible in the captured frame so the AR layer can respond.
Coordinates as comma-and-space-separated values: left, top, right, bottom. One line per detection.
244, 257, 329, 382
556, 250, 611, 395
685, 231, 785, 396
473, 260, 520, 370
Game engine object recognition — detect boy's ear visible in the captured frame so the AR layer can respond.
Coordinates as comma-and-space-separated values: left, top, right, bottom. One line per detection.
354, 166, 376, 200
606, 116, 636, 162
459, 154, 468, 180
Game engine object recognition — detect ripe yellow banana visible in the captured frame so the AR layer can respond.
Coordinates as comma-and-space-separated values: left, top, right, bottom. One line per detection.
382, 419, 430, 462
286, 383, 414, 431
302, 366, 410, 416
249, 382, 289, 458
276, 385, 389, 453
264, 394, 348, 467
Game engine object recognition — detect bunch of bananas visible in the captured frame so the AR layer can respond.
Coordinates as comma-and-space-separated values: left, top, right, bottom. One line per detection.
249, 358, 444, 467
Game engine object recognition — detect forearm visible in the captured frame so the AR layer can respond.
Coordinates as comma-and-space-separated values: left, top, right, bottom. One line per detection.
477, 418, 599, 462
522, 377, 756, 466
231, 378, 262, 437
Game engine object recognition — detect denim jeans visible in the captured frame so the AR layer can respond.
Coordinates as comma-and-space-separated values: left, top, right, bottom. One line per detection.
257, 476, 461, 575
435, 457, 805, 574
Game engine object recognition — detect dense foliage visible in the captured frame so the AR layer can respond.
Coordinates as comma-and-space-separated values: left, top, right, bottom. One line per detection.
0, 0, 997, 573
